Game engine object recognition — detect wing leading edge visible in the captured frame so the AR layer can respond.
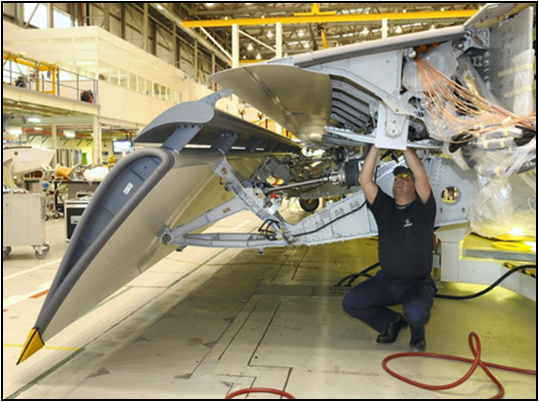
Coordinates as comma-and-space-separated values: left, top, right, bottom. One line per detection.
18, 92, 301, 364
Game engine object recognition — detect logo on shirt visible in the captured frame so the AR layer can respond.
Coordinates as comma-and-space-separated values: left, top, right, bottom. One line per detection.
404, 218, 413, 228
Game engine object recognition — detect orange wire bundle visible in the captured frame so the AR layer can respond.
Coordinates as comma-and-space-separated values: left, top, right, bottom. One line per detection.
416, 58, 536, 144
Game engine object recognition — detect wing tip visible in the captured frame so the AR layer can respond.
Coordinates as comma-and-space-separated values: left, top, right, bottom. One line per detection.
17, 328, 44, 365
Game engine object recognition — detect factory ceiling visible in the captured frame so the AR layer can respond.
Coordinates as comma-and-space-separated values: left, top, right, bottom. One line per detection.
163, 2, 486, 61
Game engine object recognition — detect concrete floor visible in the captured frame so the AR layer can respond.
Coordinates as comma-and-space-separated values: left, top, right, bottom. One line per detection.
2, 203, 537, 400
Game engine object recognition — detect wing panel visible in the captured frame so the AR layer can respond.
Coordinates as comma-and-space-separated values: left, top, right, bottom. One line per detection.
211, 64, 333, 144
32, 149, 280, 343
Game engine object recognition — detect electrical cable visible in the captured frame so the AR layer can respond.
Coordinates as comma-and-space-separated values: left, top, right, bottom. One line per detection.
225, 387, 296, 399
336, 262, 380, 287
435, 264, 536, 300
258, 219, 281, 241
336, 263, 536, 300
382, 332, 536, 399
292, 200, 368, 238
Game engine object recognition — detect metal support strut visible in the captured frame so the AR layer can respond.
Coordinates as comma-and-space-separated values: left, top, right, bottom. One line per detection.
157, 153, 474, 252
158, 157, 382, 251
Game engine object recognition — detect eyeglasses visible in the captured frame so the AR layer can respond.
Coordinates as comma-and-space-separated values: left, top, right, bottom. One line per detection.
395, 173, 413, 181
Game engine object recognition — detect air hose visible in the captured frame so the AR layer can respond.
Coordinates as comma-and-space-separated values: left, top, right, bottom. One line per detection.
435, 263, 536, 300
225, 387, 295, 399
336, 262, 380, 287
337, 263, 536, 300
382, 332, 536, 399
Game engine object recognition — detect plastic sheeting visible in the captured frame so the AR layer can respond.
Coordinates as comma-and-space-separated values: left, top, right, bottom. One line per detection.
403, 41, 537, 238
402, 42, 458, 93
468, 171, 537, 238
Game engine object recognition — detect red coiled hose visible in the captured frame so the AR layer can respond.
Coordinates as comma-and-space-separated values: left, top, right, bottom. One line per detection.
382, 332, 536, 399
225, 387, 296, 399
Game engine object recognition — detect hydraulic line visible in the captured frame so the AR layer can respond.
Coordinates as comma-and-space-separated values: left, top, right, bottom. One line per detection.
382, 332, 536, 399
265, 176, 333, 194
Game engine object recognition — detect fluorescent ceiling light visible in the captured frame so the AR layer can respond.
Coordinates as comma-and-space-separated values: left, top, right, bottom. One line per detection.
28, 117, 41, 123
7, 127, 23, 136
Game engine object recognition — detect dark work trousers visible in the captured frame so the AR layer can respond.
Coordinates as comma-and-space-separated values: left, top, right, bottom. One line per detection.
342, 271, 437, 339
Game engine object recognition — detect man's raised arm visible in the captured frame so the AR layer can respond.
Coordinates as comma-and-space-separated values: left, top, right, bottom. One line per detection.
358, 146, 380, 205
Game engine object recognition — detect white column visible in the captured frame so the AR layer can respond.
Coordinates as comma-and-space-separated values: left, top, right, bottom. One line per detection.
212, 53, 216, 91
232, 23, 240, 68
194, 41, 199, 83
382, 18, 388, 39
275, 22, 283, 136
47, 3, 54, 29
232, 23, 240, 115
92, 116, 102, 165
51, 115, 58, 166
276, 22, 283, 58
142, 3, 149, 51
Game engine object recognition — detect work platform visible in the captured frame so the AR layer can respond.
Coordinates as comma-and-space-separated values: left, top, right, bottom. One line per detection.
2, 204, 536, 399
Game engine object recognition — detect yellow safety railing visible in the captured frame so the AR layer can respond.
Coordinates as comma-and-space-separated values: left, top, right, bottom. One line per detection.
3, 50, 58, 95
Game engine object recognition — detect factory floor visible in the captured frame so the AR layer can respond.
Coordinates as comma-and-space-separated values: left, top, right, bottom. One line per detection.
2, 203, 537, 400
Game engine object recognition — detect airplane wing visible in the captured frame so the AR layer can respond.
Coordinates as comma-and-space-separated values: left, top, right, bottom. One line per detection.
212, 3, 536, 175
18, 3, 536, 363
17, 91, 302, 363
211, 25, 466, 147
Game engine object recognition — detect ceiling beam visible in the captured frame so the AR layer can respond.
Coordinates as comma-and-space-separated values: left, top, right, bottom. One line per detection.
182, 9, 478, 28
191, 4, 482, 17
150, 4, 232, 65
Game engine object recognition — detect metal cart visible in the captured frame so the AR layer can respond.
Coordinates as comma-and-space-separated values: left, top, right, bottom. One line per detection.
2, 192, 50, 260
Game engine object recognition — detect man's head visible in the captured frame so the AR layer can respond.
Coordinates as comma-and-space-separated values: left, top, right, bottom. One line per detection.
392, 166, 416, 201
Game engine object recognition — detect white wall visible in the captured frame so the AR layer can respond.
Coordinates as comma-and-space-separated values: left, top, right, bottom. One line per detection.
3, 21, 264, 165
98, 81, 176, 128
96, 79, 238, 129
2, 19, 19, 31
3, 26, 185, 92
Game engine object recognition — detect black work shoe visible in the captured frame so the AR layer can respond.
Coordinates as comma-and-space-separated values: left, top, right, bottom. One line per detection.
410, 337, 426, 352
376, 314, 409, 344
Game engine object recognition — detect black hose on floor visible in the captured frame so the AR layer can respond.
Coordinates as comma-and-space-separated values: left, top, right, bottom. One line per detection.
336, 262, 537, 299
435, 263, 536, 300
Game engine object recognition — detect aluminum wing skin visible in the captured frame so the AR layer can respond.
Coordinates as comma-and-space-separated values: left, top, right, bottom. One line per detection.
211, 3, 535, 159
211, 26, 466, 149
18, 92, 301, 364
211, 64, 335, 146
